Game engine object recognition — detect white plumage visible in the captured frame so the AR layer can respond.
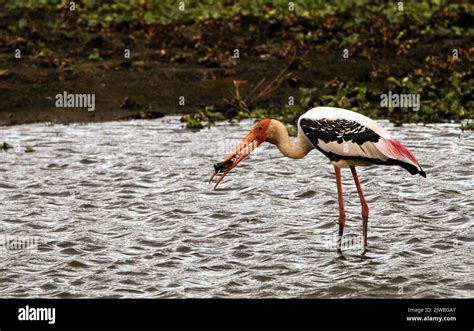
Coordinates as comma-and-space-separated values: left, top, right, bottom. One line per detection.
298, 107, 424, 175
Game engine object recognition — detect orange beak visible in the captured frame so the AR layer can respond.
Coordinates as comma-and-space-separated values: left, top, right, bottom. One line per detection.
209, 129, 264, 189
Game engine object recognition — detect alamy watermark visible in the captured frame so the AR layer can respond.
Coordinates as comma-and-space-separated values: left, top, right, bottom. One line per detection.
55, 91, 95, 111
0, 234, 39, 253
380, 91, 420, 112
324, 234, 363, 251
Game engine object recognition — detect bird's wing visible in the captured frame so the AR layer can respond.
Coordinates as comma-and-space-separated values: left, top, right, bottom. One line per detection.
299, 116, 388, 161
298, 107, 425, 175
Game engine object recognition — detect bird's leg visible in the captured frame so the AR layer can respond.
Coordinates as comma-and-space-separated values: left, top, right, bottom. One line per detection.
350, 166, 369, 249
334, 166, 345, 252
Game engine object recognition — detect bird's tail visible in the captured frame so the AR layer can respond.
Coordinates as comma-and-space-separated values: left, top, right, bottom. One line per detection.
379, 138, 426, 177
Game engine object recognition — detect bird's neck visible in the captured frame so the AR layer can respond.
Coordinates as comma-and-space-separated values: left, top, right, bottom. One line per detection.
273, 122, 312, 159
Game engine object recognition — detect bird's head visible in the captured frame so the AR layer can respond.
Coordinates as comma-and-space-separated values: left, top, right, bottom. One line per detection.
209, 118, 277, 189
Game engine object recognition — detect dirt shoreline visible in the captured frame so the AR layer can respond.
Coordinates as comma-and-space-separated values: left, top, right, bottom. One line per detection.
0, 51, 376, 126
1, 4, 471, 127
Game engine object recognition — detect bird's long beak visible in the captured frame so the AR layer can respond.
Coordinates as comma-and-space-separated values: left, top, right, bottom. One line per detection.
209, 130, 263, 189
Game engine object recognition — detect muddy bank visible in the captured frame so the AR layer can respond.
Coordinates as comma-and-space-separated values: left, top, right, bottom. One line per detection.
0, 50, 377, 126
0, 2, 472, 126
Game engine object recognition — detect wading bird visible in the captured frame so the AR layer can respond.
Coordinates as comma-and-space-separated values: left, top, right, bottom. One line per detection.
209, 107, 426, 251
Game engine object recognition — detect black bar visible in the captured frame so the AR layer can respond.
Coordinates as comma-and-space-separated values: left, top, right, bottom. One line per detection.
0, 299, 471, 330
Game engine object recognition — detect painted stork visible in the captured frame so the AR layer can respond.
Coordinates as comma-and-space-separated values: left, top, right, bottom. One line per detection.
209, 107, 426, 251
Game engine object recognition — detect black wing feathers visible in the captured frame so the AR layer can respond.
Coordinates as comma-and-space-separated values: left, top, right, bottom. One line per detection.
300, 118, 380, 145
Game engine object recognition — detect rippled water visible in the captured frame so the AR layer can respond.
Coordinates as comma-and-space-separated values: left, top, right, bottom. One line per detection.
0, 117, 472, 298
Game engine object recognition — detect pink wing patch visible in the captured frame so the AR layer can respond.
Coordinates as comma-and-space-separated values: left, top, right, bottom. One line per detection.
379, 138, 420, 167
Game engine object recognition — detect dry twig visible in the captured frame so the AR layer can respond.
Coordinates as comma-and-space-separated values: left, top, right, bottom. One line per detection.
223, 48, 297, 112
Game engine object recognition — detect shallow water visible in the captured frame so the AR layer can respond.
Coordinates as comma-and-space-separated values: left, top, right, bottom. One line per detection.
0, 117, 472, 298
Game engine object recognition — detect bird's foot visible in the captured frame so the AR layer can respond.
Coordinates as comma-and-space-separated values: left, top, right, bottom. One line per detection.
336, 248, 346, 259
361, 246, 369, 257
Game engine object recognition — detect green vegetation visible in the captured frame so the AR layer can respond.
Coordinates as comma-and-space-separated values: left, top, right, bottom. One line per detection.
4, 1, 472, 32
1, 142, 13, 151
0, 143, 36, 152
173, 0, 472, 130
2, 0, 472, 129
461, 122, 474, 131
5, 1, 471, 46
184, 68, 473, 132
181, 107, 226, 130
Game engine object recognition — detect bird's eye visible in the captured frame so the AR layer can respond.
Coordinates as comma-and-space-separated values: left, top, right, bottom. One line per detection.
257, 126, 263, 131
